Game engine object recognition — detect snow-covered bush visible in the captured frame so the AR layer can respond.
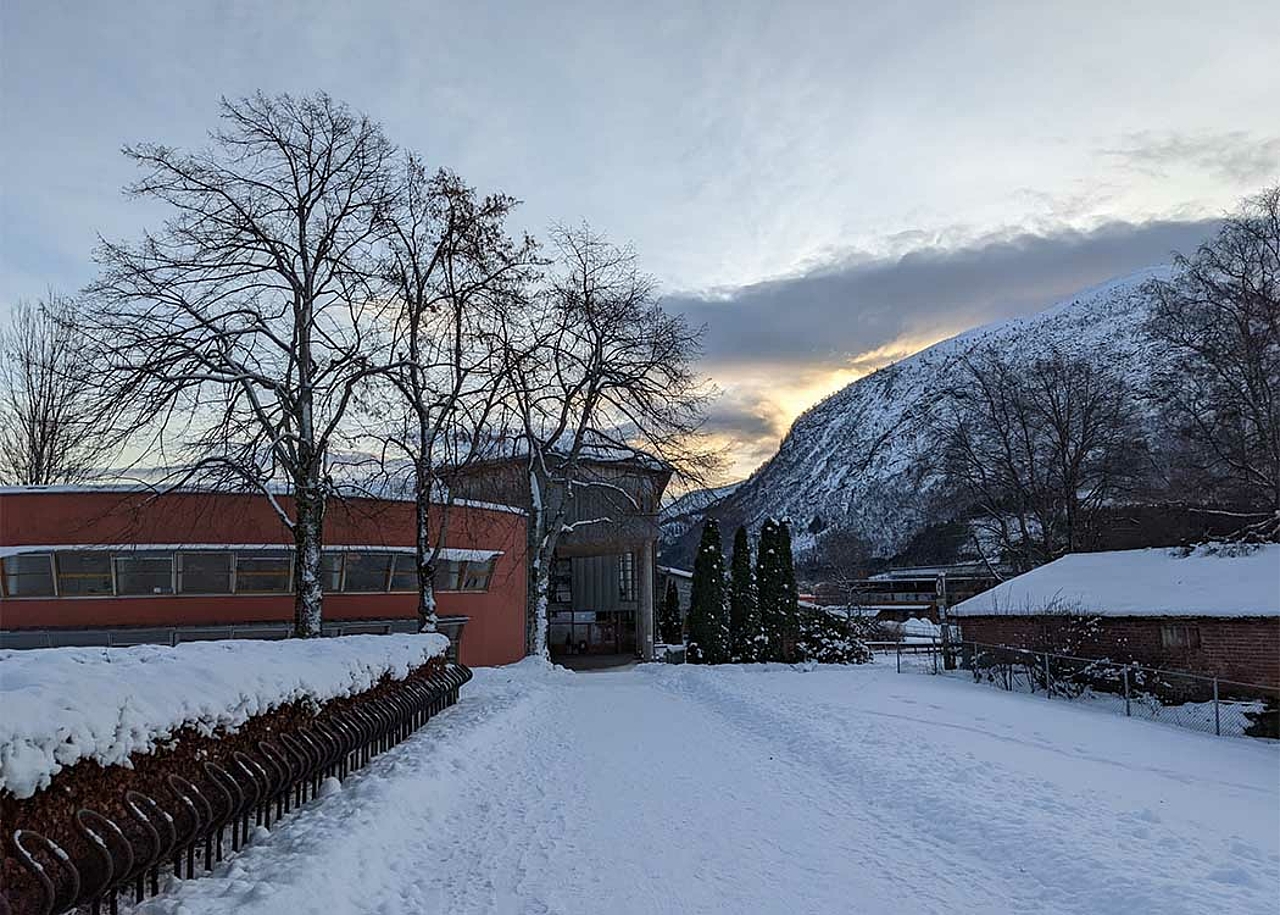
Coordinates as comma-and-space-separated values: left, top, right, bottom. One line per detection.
797, 609, 873, 665
0, 633, 449, 799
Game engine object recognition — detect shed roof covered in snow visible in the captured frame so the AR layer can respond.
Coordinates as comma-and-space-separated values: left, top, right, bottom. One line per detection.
948, 545, 1280, 619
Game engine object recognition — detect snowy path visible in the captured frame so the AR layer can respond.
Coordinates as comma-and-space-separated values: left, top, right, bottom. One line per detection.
136, 661, 1280, 915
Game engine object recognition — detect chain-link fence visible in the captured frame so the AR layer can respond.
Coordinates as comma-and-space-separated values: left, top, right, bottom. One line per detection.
884, 639, 1280, 740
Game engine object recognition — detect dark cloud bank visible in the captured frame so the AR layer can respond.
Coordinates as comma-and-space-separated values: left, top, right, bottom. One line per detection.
671, 218, 1219, 455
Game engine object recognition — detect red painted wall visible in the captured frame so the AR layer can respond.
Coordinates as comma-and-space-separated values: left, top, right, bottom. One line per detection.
958, 614, 1280, 688
0, 490, 529, 667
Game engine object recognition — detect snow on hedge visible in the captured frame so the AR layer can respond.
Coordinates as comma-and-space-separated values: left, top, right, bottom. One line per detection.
0, 633, 449, 800
950, 543, 1280, 618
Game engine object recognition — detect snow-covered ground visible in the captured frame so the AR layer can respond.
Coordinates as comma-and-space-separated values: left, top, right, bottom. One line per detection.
0, 633, 449, 798
130, 659, 1278, 915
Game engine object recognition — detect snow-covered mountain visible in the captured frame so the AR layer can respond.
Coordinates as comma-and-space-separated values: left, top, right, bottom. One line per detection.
659, 482, 742, 551
661, 267, 1172, 567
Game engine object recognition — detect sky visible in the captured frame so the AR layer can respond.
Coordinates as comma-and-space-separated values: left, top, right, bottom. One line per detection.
2, 0, 1278, 480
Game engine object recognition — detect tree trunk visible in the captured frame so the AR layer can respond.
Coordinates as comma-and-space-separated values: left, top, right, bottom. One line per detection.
530, 560, 550, 659
293, 485, 326, 638
415, 489, 439, 632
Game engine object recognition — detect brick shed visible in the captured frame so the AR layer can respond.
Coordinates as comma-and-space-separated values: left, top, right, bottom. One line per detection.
949, 545, 1280, 688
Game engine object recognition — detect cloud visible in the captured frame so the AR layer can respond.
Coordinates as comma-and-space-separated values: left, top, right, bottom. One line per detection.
670, 217, 1221, 478
1103, 132, 1280, 184
669, 218, 1218, 372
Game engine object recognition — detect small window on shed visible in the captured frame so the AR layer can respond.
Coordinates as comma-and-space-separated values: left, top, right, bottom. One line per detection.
1161, 623, 1201, 650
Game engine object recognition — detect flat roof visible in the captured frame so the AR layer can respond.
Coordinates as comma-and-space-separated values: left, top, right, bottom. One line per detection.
0, 484, 526, 516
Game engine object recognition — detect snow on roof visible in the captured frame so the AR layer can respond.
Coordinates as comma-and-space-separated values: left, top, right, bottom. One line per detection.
657, 565, 693, 579
949, 545, 1280, 619
0, 483, 527, 515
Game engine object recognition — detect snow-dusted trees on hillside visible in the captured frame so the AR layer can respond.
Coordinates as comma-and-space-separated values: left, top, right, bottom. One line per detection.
84, 92, 397, 637
0, 292, 114, 485
940, 348, 1148, 571
1146, 186, 1280, 534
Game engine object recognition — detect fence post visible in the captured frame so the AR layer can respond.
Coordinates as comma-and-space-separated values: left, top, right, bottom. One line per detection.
1043, 652, 1052, 699
896, 643, 901, 674
932, 642, 938, 675
1123, 667, 1131, 717
1213, 678, 1221, 736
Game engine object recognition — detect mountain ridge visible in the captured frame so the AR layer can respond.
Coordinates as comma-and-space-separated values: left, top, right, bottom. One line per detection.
660, 266, 1172, 568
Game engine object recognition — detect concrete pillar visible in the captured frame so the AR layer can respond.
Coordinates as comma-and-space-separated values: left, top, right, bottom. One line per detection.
637, 539, 655, 660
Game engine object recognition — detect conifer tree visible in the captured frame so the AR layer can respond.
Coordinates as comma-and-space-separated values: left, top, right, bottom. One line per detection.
729, 525, 762, 662
659, 579, 683, 645
777, 520, 801, 662
756, 518, 784, 661
687, 518, 731, 663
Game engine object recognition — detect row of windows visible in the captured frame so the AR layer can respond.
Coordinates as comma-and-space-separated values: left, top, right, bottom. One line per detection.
0, 550, 495, 599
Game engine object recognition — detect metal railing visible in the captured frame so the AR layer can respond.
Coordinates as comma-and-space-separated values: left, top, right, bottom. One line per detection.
884, 639, 1279, 740
4, 663, 473, 915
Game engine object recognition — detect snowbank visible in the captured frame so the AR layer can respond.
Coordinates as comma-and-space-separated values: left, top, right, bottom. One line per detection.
950, 544, 1280, 618
0, 633, 449, 799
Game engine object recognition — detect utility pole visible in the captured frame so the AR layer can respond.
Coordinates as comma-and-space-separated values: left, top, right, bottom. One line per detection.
937, 571, 956, 671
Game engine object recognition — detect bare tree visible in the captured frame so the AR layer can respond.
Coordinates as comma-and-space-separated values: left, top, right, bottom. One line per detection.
84, 92, 397, 637
940, 346, 1148, 571
504, 224, 714, 657
1146, 186, 1280, 536
367, 159, 538, 631
0, 292, 114, 484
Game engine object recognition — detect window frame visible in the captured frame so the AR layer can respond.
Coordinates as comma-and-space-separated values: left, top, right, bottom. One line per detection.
178, 551, 234, 595
1, 552, 57, 598
53, 551, 115, 597
232, 550, 294, 595
340, 551, 395, 593
112, 551, 177, 596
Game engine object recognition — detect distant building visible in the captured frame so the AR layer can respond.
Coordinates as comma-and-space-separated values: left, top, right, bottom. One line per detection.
950, 546, 1280, 688
0, 486, 528, 667
811, 563, 1002, 623
657, 565, 693, 632
451, 451, 671, 661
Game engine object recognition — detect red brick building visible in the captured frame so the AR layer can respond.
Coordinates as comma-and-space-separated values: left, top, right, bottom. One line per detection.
950, 546, 1280, 688
0, 486, 528, 668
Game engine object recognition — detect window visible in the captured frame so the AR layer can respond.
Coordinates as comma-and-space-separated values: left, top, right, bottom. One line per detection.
1161, 623, 1201, 650
437, 560, 463, 591
2, 553, 55, 597
460, 559, 493, 592
342, 552, 393, 592
235, 551, 291, 593
321, 552, 344, 591
618, 551, 636, 601
179, 552, 232, 594
550, 557, 572, 603
114, 553, 174, 595
390, 554, 418, 592
56, 552, 113, 595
